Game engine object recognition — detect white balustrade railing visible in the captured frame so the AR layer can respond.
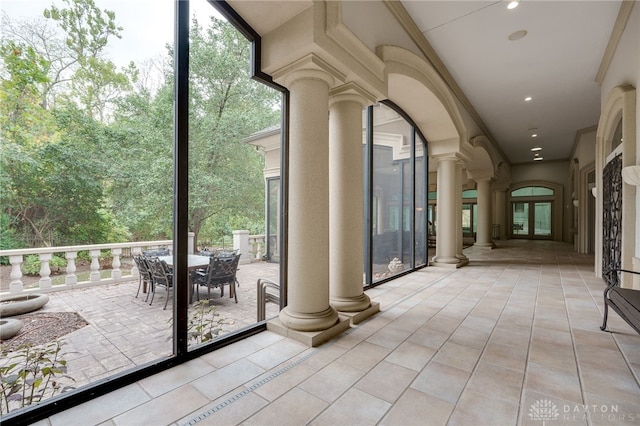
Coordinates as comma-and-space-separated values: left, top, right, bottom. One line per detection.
0, 240, 179, 295
0, 232, 269, 296
248, 234, 265, 261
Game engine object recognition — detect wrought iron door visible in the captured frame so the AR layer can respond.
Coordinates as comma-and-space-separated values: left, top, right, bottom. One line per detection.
602, 154, 622, 279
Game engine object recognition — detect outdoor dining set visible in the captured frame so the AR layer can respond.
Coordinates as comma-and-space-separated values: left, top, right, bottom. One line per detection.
132, 248, 241, 309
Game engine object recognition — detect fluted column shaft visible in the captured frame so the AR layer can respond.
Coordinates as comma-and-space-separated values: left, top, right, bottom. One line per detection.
329, 91, 371, 312
279, 69, 339, 331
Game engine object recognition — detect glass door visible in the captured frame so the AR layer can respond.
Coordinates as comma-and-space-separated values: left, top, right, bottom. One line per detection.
533, 202, 552, 237
511, 201, 552, 239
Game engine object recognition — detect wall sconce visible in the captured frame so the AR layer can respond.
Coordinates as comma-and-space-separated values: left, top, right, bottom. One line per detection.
622, 165, 640, 186
591, 187, 597, 198
573, 200, 579, 207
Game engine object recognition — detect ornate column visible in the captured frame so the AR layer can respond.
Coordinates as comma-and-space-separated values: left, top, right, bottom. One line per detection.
475, 178, 495, 248
493, 183, 509, 240
456, 163, 469, 263
275, 59, 343, 335
328, 84, 379, 323
432, 155, 462, 266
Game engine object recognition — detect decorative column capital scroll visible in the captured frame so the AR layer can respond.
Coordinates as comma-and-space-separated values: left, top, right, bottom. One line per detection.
329, 82, 377, 108
273, 53, 346, 89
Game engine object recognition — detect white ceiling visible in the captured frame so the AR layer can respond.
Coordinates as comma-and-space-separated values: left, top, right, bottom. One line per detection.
401, 0, 621, 164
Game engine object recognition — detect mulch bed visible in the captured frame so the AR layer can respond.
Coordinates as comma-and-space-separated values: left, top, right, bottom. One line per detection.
0, 312, 88, 353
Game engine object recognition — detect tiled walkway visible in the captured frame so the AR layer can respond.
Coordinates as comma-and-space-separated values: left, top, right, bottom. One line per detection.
36, 240, 640, 425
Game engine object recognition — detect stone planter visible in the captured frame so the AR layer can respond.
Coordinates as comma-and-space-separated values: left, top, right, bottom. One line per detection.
0, 318, 23, 339
0, 293, 49, 317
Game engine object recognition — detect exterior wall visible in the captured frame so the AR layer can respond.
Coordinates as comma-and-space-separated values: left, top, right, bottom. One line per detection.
598, 4, 639, 286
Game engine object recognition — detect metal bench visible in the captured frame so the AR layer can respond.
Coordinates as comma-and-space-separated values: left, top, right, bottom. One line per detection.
601, 269, 640, 335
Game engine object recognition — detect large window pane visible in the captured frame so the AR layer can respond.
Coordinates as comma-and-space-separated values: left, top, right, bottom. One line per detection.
187, 7, 281, 350
415, 138, 427, 267
0, 0, 176, 415
371, 105, 411, 281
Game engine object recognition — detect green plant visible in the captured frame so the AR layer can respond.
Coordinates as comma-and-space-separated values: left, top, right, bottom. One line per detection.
168, 300, 226, 345
0, 340, 75, 414
188, 300, 226, 344
21, 255, 67, 276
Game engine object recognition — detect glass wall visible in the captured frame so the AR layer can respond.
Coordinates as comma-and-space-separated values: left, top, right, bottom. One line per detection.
266, 177, 280, 262
365, 103, 428, 285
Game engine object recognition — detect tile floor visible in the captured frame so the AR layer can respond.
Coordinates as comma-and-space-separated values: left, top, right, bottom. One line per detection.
36, 240, 640, 426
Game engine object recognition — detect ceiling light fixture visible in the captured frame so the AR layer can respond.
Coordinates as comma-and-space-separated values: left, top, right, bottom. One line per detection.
507, 1, 520, 10
534, 157, 543, 161
530, 147, 542, 152
509, 30, 528, 41
524, 96, 532, 102
531, 133, 538, 138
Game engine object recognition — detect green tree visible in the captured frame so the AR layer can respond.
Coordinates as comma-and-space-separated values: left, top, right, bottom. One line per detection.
0, 0, 132, 247
109, 16, 280, 248
186, 17, 279, 248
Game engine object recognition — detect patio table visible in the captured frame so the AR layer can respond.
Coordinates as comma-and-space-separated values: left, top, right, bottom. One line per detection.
158, 255, 211, 303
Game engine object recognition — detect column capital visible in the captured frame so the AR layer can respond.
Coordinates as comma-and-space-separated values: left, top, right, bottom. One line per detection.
432, 153, 462, 164
329, 82, 377, 107
273, 53, 345, 89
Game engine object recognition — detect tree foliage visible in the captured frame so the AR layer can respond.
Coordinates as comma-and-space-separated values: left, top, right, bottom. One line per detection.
1, 2, 280, 249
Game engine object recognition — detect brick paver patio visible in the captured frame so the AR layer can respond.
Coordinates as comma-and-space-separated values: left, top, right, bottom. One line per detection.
32, 261, 281, 389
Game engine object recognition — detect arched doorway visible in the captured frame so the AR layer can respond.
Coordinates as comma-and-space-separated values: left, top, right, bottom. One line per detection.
508, 182, 563, 240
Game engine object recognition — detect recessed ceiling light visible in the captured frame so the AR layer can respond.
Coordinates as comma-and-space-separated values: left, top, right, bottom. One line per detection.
524, 96, 532, 102
509, 30, 528, 41
534, 157, 543, 161
531, 134, 538, 138
534, 153, 540, 157
507, 1, 520, 10
530, 147, 542, 152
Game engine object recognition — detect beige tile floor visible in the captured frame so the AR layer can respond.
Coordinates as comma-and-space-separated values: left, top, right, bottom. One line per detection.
35, 240, 640, 426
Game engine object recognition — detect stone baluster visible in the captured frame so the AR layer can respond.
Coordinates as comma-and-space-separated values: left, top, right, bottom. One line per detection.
111, 248, 122, 279
130, 247, 142, 277
9, 255, 24, 293
256, 240, 263, 260
66, 251, 78, 285
89, 249, 101, 282
39, 253, 52, 289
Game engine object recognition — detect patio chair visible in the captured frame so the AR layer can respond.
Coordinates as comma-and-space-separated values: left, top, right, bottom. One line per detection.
193, 254, 240, 303
147, 257, 174, 310
133, 255, 153, 300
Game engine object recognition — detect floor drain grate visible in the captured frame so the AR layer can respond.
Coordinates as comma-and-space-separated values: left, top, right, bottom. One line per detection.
186, 348, 320, 425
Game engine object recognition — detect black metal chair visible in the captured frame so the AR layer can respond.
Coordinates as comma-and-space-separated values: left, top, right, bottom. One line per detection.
147, 257, 173, 310
193, 254, 240, 303
133, 255, 153, 300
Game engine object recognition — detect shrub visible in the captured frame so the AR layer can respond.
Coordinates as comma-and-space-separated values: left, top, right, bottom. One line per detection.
188, 300, 226, 344
21, 255, 67, 276
0, 340, 74, 414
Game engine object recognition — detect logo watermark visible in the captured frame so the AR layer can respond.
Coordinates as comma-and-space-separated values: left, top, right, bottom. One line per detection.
528, 399, 638, 424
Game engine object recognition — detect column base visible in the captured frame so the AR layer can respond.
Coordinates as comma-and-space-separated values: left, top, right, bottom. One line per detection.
267, 315, 351, 347
337, 301, 380, 325
330, 293, 371, 312
430, 257, 468, 268
278, 305, 340, 332
474, 242, 496, 249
